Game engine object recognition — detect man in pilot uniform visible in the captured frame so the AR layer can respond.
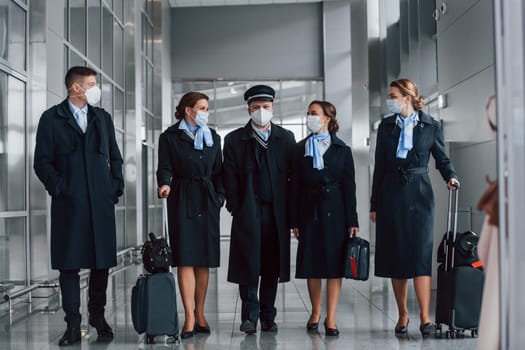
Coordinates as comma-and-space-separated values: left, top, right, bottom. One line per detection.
223, 85, 295, 334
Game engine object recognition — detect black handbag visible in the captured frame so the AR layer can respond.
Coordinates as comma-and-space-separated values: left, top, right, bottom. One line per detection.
344, 235, 370, 281
437, 230, 481, 268
141, 232, 173, 274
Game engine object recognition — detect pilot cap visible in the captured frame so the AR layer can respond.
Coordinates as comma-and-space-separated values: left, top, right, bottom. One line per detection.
244, 85, 275, 104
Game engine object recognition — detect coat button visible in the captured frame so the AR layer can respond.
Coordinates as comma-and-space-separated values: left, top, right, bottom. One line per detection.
198, 213, 202, 217
409, 205, 415, 210
199, 155, 203, 159
326, 188, 330, 193
327, 212, 332, 217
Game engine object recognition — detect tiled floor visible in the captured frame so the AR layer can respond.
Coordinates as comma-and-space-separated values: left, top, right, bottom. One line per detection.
0, 241, 478, 349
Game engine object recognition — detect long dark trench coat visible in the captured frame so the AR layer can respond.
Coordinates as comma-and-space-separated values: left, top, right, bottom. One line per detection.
156, 122, 224, 267
34, 99, 124, 270
371, 111, 457, 278
223, 122, 295, 287
291, 134, 359, 278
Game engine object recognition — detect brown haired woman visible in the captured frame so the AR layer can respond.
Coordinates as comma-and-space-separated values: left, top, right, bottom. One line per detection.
291, 100, 359, 336
370, 79, 459, 337
157, 91, 224, 338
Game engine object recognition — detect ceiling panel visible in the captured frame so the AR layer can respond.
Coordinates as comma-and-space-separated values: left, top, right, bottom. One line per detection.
169, 0, 335, 7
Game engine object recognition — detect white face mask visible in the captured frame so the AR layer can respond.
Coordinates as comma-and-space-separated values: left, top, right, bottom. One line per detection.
194, 110, 209, 127
386, 98, 403, 114
306, 115, 324, 133
250, 108, 273, 127
81, 85, 102, 105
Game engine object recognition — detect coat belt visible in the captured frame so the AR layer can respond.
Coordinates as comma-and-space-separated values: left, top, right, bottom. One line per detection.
392, 167, 428, 185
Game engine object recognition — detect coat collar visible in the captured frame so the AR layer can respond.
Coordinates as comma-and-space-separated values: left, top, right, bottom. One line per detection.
166, 120, 197, 144
303, 132, 346, 148
240, 121, 286, 141
383, 110, 433, 125
57, 99, 100, 135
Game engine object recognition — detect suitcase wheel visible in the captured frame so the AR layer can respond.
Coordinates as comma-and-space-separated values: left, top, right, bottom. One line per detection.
167, 335, 180, 344
145, 334, 155, 344
435, 324, 443, 338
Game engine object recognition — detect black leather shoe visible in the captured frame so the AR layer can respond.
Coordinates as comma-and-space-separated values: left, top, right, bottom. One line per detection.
240, 320, 257, 335
395, 318, 409, 336
306, 315, 321, 332
180, 325, 196, 339
58, 327, 81, 346
195, 323, 211, 334
88, 317, 114, 342
324, 320, 340, 337
261, 320, 278, 332
419, 322, 436, 338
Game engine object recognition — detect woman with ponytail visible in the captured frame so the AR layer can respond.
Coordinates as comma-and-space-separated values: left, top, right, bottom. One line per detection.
370, 79, 459, 337
291, 100, 359, 336
156, 91, 224, 338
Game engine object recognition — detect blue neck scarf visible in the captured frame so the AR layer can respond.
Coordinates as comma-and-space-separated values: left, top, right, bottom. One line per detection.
184, 119, 213, 150
305, 131, 330, 170
396, 112, 418, 159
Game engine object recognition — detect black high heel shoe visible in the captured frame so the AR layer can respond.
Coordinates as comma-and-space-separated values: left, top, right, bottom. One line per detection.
324, 319, 340, 336
394, 318, 409, 335
306, 315, 321, 332
180, 323, 196, 339
419, 322, 436, 338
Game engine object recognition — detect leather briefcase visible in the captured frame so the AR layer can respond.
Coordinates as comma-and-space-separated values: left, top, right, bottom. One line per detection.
344, 236, 370, 281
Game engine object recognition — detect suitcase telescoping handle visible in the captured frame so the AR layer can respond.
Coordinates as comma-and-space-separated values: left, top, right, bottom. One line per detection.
161, 197, 169, 245
444, 184, 460, 271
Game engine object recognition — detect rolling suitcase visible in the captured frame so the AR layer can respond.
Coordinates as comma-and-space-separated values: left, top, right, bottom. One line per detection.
435, 187, 484, 338
131, 198, 179, 344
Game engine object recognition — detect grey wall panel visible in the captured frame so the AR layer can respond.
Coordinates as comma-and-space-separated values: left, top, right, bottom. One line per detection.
439, 65, 495, 142
435, 0, 480, 34
171, 3, 323, 80
437, 0, 493, 92
449, 141, 497, 234
46, 30, 65, 99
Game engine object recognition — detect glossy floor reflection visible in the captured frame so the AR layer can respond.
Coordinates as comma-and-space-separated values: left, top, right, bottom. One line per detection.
0, 240, 477, 349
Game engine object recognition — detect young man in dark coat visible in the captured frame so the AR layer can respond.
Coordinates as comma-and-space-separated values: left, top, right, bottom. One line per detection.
223, 85, 295, 334
34, 66, 124, 346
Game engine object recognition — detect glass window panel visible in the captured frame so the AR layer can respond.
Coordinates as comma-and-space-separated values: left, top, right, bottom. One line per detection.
63, 45, 69, 95
69, 48, 85, 67
141, 59, 146, 109
147, 63, 153, 111
101, 78, 113, 115
114, 87, 124, 130
0, 217, 26, 287
141, 13, 146, 53
7, 1, 26, 72
102, 5, 113, 77
113, 0, 122, 21
0, 2, 7, 61
87, 0, 101, 67
113, 21, 123, 85
116, 209, 125, 250
69, 0, 86, 54
0, 74, 26, 211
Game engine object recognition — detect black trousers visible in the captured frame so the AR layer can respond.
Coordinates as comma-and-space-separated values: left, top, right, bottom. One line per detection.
59, 269, 109, 328
239, 203, 279, 323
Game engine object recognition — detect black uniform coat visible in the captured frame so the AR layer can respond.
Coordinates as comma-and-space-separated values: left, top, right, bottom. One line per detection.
291, 134, 359, 278
223, 122, 295, 287
34, 99, 124, 270
371, 111, 457, 278
157, 122, 224, 267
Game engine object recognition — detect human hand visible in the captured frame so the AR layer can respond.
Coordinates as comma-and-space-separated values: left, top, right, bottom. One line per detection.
158, 185, 170, 198
447, 178, 460, 190
348, 227, 359, 236
292, 228, 299, 239
370, 212, 376, 223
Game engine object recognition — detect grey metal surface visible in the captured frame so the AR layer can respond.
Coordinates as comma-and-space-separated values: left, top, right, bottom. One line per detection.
171, 3, 323, 80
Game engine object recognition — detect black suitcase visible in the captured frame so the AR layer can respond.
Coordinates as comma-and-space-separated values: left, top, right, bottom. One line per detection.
131, 272, 179, 343
435, 188, 484, 339
344, 235, 370, 281
131, 198, 179, 344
